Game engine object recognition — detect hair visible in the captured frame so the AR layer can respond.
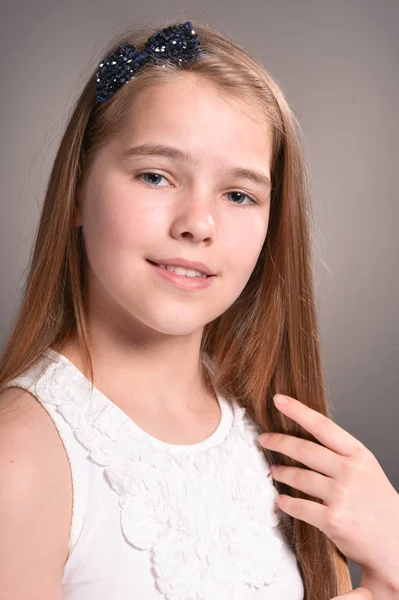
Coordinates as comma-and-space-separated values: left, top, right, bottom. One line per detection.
0, 17, 352, 598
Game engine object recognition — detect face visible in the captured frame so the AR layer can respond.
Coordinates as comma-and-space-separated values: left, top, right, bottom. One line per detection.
78, 74, 273, 339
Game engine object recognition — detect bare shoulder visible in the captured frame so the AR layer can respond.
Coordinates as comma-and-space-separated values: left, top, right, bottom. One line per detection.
0, 386, 72, 599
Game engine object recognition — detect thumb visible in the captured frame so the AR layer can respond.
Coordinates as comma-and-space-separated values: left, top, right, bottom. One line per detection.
331, 588, 374, 600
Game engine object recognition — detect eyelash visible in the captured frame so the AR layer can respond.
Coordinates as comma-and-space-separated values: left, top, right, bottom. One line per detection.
135, 172, 258, 207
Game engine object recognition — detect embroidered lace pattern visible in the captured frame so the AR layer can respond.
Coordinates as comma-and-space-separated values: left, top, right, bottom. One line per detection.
31, 351, 284, 600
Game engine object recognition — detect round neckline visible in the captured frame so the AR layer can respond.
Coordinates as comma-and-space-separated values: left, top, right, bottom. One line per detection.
42, 347, 233, 453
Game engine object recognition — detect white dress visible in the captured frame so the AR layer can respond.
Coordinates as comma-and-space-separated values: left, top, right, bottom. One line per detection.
4, 348, 304, 600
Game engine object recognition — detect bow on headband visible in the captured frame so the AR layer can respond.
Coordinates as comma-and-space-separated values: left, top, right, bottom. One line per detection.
95, 21, 204, 103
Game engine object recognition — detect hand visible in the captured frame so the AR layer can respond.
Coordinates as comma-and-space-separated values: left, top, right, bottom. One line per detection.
258, 394, 399, 582
331, 588, 373, 599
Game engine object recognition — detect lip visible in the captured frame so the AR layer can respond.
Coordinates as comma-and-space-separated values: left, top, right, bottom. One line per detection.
147, 257, 216, 276
148, 261, 215, 290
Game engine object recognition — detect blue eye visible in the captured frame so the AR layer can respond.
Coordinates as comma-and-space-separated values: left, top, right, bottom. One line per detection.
136, 172, 257, 206
138, 172, 169, 186
225, 191, 256, 206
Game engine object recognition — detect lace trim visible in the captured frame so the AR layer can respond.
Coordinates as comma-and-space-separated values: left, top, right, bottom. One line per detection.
32, 355, 284, 600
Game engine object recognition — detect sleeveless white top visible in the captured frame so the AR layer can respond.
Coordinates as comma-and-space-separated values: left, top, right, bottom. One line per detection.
5, 349, 304, 600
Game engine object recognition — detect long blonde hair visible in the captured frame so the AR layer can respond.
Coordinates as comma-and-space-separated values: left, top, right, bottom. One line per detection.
0, 18, 352, 598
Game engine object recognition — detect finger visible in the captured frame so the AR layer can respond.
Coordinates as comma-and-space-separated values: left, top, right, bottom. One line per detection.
270, 465, 334, 503
276, 493, 327, 532
273, 395, 363, 457
259, 434, 342, 478
330, 586, 374, 599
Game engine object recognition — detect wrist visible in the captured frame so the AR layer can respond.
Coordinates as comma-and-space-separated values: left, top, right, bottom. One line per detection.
360, 568, 399, 600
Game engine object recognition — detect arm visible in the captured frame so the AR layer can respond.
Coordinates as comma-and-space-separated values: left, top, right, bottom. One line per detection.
0, 387, 72, 599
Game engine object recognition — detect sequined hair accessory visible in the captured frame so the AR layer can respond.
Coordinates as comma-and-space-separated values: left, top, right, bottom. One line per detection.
95, 21, 204, 103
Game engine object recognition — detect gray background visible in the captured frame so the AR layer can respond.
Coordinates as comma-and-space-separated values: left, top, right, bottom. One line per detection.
1, 0, 398, 587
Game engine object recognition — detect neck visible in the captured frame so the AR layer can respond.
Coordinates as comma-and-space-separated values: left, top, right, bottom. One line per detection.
60, 333, 218, 415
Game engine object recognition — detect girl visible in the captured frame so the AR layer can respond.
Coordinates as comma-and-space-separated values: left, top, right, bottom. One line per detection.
0, 19, 397, 600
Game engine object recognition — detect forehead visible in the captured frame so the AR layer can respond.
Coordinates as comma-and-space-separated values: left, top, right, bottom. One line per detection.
117, 74, 273, 168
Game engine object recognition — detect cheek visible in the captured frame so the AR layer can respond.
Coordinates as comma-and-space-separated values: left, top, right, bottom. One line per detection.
224, 212, 269, 286
83, 185, 167, 259
81, 203, 164, 301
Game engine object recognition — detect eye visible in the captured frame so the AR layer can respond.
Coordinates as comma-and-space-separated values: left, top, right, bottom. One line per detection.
136, 172, 257, 206
136, 172, 170, 187
225, 191, 257, 206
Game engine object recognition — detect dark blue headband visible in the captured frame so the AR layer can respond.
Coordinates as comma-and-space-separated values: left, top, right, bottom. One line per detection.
95, 21, 204, 103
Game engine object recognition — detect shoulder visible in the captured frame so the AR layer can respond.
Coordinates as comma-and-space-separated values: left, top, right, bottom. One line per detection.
0, 386, 72, 598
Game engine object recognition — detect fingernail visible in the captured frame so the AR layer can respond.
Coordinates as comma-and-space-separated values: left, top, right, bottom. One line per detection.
274, 394, 289, 405
258, 433, 271, 445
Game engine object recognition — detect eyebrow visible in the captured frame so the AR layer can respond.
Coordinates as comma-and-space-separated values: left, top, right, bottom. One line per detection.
122, 143, 271, 191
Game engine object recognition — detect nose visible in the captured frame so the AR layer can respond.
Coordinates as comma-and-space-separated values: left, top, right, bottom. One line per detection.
169, 188, 216, 244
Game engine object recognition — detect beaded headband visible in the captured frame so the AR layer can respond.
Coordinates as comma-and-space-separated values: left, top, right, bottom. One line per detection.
95, 21, 204, 103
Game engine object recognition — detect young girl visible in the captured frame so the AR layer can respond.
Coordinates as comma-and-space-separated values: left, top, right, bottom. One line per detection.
0, 19, 397, 600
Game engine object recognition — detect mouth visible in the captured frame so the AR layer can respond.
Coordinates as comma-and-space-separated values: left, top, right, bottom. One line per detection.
146, 260, 216, 290
147, 260, 215, 279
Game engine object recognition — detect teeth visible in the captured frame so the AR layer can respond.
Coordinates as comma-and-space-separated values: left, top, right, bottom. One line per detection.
158, 264, 208, 278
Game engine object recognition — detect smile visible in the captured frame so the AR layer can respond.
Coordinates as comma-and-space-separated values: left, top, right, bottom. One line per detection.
156, 264, 208, 278
147, 260, 215, 291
